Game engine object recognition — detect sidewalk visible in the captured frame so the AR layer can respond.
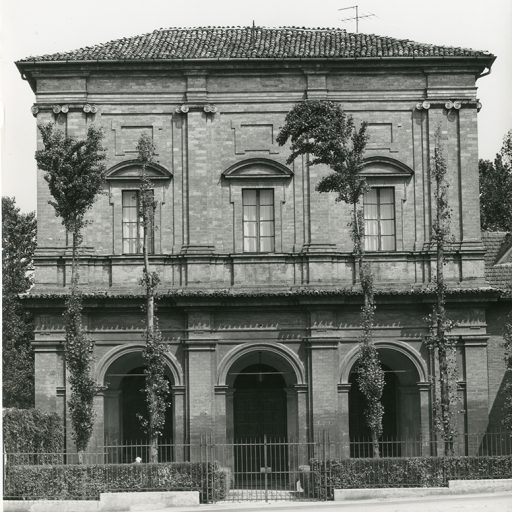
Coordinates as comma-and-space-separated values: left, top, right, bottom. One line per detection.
128, 491, 512, 512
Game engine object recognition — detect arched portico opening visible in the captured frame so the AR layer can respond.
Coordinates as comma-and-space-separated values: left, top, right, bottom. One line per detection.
218, 344, 306, 487
101, 348, 176, 461
233, 363, 288, 441
343, 342, 428, 457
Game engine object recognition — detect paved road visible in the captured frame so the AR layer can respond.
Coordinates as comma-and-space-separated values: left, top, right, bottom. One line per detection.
157, 492, 512, 512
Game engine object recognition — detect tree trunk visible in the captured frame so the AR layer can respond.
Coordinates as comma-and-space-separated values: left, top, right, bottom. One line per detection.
435, 172, 453, 456
372, 431, 380, 458
142, 185, 159, 464
71, 230, 79, 292
70, 229, 82, 462
353, 202, 381, 459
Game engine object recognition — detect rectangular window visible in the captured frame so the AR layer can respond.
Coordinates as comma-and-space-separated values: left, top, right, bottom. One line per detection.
364, 187, 396, 251
242, 189, 275, 253
122, 190, 154, 254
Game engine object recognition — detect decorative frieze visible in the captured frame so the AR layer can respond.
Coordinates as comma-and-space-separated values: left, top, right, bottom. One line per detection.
174, 103, 218, 115
415, 99, 480, 111
31, 103, 99, 117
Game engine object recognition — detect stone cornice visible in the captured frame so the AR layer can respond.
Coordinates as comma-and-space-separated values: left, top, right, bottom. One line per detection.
17, 57, 494, 94
459, 335, 489, 347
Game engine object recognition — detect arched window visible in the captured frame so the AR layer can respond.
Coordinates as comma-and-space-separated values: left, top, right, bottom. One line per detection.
105, 160, 172, 255
360, 157, 414, 252
222, 158, 293, 254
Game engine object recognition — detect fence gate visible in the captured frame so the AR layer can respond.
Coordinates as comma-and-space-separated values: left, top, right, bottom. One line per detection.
209, 436, 317, 502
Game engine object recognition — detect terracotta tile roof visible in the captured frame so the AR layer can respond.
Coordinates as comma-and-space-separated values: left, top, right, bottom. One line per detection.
17, 26, 493, 63
482, 231, 512, 293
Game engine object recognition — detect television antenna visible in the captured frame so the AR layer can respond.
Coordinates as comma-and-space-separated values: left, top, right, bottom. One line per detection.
339, 5, 376, 33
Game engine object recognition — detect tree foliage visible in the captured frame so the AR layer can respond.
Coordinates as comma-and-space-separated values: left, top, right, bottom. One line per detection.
277, 100, 385, 456
479, 130, 512, 232
424, 131, 457, 456
35, 124, 106, 234
276, 100, 368, 205
35, 123, 106, 457
2, 197, 37, 408
3, 408, 64, 453
136, 133, 170, 463
502, 314, 512, 431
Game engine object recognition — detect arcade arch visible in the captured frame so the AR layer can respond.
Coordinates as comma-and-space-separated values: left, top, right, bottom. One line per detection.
97, 345, 183, 450
340, 341, 430, 456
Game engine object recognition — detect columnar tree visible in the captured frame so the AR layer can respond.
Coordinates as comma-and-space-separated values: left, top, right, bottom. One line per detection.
425, 132, 457, 456
35, 123, 106, 459
136, 133, 170, 463
2, 197, 37, 408
277, 100, 385, 457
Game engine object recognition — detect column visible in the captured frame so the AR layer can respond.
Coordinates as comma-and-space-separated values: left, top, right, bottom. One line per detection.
337, 383, 351, 458
463, 336, 490, 455
103, 390, 121, 443
418, 382, 432, 456
172, 385, 186, 460
295, 384, 309, 444
214, 386, 233, 470
87, 391, 105, 461
398, 385, 421, 456
214, 385, 229, 444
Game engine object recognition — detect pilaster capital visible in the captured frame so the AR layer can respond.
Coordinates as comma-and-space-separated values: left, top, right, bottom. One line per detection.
417, 381, 431, 391
305, 337, 339, 350
459, 335, 489, 347
293, 384, 308, 394
337, 383, 352, 393
214, 385, 229, 396
171, 385, 186, 396
183, 339, 217, 352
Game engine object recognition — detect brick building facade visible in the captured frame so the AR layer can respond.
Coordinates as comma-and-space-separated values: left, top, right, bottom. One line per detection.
16, 27, 510, 457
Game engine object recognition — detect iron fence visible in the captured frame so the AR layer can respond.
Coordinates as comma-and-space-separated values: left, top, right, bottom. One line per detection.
4, 432, 512, 503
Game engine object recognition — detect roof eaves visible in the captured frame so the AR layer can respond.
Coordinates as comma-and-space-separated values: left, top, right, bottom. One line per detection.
16, 54, 495, 67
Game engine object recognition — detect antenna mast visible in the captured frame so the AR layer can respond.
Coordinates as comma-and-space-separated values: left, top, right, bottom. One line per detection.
339, 5, 375, 33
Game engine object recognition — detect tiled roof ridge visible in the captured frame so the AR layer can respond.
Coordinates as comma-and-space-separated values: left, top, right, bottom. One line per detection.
17, 25, 493, 63
482, 230, 512, 290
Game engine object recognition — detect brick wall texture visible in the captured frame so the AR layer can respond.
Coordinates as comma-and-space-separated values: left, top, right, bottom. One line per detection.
18, 38, 511, 453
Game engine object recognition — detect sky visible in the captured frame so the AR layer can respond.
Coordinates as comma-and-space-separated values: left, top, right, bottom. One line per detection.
1, 0, 511, 213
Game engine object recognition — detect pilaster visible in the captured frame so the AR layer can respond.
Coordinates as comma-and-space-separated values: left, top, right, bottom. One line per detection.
307, 338, 340, 440
337, 383, 351, 457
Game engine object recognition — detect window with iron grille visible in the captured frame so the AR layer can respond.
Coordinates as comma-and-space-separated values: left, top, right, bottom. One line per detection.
122, 190, 154, 254
242, 189, 275, 253
364, 187, 396, 251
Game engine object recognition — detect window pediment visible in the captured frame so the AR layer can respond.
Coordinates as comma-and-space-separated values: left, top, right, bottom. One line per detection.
361, 157, 414, 178
222, 158, 293, 180
105, 160, 172, 181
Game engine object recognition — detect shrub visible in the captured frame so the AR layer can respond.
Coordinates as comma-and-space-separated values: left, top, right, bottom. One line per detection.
308, 456, 512, 499
4, 462, 229, 503
3, 408, 64, 453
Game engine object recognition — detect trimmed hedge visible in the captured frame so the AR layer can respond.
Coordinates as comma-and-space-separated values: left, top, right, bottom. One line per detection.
305, 456, 512, 499
3, 408, 64, 453
5, 462, 230, 503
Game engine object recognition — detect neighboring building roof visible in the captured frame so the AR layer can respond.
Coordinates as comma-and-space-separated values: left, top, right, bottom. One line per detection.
482, 231, 512, 293
17, 26, 494, 63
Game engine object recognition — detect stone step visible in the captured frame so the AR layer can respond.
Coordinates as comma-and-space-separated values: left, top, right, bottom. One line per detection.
219, 488, 301, 502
